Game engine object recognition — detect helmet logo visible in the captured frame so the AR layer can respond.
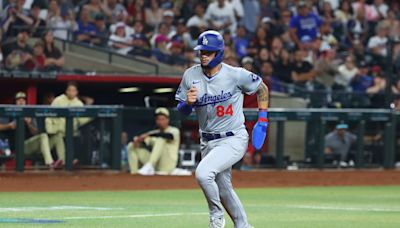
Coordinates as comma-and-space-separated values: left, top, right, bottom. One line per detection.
202, 36, 208, 45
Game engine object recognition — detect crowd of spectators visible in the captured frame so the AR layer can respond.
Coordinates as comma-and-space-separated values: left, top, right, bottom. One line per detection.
1, 0, 400, 108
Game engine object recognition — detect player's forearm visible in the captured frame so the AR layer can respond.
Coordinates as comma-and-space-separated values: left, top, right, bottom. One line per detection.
256, 82, 269, 110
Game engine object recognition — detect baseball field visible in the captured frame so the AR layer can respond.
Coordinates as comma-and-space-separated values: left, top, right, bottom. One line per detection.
1, 170, 399, 228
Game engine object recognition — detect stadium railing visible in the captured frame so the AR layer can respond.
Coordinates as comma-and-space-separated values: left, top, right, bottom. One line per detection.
0, 105, 123, 172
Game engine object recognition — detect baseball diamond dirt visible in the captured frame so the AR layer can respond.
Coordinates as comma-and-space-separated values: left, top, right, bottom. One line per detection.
0, 170, 399, 192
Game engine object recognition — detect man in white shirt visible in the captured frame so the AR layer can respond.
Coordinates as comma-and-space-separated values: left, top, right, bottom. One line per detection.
367, 22, 388, 57
204, 0, 237, 34
186, 3, 207, 29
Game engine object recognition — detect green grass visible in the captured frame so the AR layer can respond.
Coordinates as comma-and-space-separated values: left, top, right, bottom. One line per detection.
0, 186, 400, 227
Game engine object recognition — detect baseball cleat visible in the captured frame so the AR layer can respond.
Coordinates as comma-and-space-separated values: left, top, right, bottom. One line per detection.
209, 217, 225, 228
138, 163, 155, 176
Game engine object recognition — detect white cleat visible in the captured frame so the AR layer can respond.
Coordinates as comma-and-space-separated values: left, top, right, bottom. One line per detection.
209, 217, 225, 228
138, 163, 155, 176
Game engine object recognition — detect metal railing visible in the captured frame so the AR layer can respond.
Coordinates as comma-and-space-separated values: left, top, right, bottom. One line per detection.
0, 105, 123, 172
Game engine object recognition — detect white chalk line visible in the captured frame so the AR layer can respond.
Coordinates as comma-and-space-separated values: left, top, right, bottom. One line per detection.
0, 206, 123, 213
54, 212, 208, 220
247, 204, 400, 213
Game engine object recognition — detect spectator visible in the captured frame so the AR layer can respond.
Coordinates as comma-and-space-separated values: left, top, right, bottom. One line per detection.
145, 0, 164, 29
352, 0, 379, 22
254, 47, 270, 72
204, 0, 236, 34
152, 34, 170, 63
232, 25, 249, 59
392, 79, 400, 95
151, 22, 172, 47
291, 49, 316, 84
127, 0, 145, 23
367, 67, 386, 108
374, 0, 389, 19
92, 14, 109, 47
350, 61, 373, 107
0, 92, 63, 169
335, 55, 358, 90
2, 29, 33, 70
289, 1, 322, 50
367, 22, 389, 61
324, 123, 357, 167
273, 49, 293, 84
247, 26, 269, 57
127, 107, 180, 175
1, 0, 33, 39
84, 0, 107, 23
103, 0, 127, 24
128, 21, 151, 57
335, 0, 354, 26
186, 3, 207, 30
269, 36, 284, 63
30, 4, 46, 37
260, 61, 284, 92
241, 56, 254, 72
161, 10, 176, 39
108, 22, 132, 55
351, 61, 373, 93
170, 19, 190, 46
42, 30, 64, 71
75, 6, 98, 44
347, 7, 369, 54
314, 44, 339, 89
165, 41, 186, 68
47, 4, 77, 41
384, 10, 400, 41
32, 40, 46, 70
241, 0, 261, 33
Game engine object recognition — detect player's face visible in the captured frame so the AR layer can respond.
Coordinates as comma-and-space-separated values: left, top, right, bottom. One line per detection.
155, 115, 169, 130
15, 98, 26, 106
66, 85, 78, 100
199, 50, 216, 67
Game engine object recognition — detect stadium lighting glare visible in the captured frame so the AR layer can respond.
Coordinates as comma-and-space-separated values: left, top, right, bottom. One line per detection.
153, 88, 175, 93
119, 87, 140, 93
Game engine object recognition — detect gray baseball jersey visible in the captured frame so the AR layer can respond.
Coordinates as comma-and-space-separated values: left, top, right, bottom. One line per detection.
175, 63, 262, 133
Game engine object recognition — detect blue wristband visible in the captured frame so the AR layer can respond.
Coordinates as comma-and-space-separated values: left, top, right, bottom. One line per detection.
177, 102, 193, 116
258, 110, 268, 121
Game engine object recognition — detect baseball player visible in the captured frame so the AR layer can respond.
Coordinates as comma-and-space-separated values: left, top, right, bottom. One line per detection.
175, 30, 269, 228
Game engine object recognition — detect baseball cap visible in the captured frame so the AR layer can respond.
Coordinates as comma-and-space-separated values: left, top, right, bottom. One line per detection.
336, 123, 348, 129
163, 10, 174, 17
261, 17, 272, 24
242, 56, 254, 65
155, 107, 170, 117
298, 0, 307, 7
95, 14, 105, 21
15, 91, 27, 100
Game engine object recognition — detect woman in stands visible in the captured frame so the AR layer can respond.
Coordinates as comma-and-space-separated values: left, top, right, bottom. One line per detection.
42, 30, 65, 71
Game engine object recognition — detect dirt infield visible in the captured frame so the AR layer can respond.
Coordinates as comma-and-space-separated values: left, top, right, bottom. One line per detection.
0, 169, 399, 192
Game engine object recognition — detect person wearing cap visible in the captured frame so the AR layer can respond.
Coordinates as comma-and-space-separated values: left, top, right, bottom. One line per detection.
324, 123, 357, 167
0, 92, 63, 169
92, 14, 109, 47
127, 107, 180, 175
289, 0, 322, 50
74, 6, 97, 44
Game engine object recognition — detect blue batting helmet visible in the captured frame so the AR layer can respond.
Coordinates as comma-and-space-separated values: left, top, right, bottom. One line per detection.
194, 30, 224, 68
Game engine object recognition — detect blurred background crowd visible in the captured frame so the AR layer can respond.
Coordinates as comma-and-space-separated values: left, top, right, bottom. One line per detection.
1, 0, 400, 109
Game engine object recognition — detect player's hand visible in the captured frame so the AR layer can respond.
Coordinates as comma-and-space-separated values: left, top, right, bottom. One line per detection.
252, 110, 268, 150
8, 121, 16, 130
186, 86, 197, 105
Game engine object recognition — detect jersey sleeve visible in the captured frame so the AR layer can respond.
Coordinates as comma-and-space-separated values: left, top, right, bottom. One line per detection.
237, 68, 262, 95
175, 70, 190, 102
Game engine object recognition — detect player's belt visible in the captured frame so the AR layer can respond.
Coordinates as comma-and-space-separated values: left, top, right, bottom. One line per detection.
201, 131, 234, 141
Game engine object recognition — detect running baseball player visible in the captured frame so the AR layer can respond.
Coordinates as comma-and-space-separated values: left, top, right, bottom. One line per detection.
175, 30, 269, 228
